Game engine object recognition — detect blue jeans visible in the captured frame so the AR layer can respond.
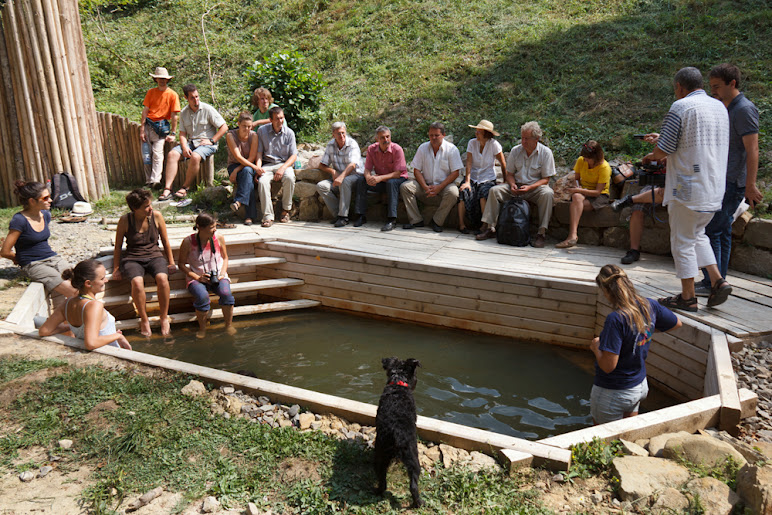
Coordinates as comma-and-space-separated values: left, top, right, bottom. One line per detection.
171, 142, 218, 160
700, 183, 745, 286
229, 164, 257, 221
188, 278, 235, 312
355, 175, 406, 219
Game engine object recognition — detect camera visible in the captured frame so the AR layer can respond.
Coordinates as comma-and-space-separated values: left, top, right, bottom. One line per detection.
208, 270, 220, 288
636, 161, 667, 187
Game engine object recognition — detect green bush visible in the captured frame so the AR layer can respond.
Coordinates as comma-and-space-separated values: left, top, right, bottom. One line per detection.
244, 51, 325, 137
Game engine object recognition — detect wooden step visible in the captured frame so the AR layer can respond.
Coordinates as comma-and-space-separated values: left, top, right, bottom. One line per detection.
98, 256, 287, 280
102, 278, 305, 307
98, 232, 275, 256
114, 300, 321, 330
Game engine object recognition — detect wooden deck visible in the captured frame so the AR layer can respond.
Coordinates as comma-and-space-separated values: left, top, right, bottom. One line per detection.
194, 220, 772, 341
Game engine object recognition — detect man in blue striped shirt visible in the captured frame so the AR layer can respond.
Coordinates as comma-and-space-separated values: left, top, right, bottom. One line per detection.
641, 67, 731, 312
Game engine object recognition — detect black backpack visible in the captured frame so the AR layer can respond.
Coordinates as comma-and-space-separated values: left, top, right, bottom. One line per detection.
50, 173, 86, 210
496, 197, 531, 246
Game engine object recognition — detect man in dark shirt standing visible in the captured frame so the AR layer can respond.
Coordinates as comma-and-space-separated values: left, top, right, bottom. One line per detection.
696, 64, 761, 296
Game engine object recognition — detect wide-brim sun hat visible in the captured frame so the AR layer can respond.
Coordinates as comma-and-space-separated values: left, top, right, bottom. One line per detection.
71, 201, 93, 216
468, 119, 500, 137
149, 67, 173, 80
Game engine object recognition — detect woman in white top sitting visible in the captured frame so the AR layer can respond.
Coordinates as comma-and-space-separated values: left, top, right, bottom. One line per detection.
178, 213, 235, 339
458, 120, 507, 234
39, 259, 131, 350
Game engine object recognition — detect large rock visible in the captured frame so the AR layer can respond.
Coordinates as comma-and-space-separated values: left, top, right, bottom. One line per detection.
302, 155, 323, 171
225, 396, 244, 416
648, 431, 694, 457
662, 434, 747, 468
439, 444, 470, 468
202, 496, 220, 513
293, 181, 319, 199
744, 218, 772, 250
296, 168, 326, 183
612, 456, 691, 501
639, 224, 672, 255
200, 186, 230, 206
467, 451, 501, 473
297, 413, 314, 430
553, 202, 620, 227
730, 243, 772, 277
181, 380, 207, 397
298, 197, 321, 221
736, 464, 772, 515
619, 439, 649, 457
684, 477, 740, 515
576, 227, 602, 245
650, 487, 689, 512
602, 226, 629, 249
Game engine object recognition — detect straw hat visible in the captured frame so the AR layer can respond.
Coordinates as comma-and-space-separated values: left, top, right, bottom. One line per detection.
71, 201, 93, 216
149, 67, 173, 80
468, 119, 500, 137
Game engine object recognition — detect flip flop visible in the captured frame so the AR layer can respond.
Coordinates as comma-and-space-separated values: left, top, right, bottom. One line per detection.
216, 221, 236, 229
556, 238, 578, 249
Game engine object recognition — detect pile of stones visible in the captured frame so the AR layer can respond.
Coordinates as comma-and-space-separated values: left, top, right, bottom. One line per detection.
733, 339, 772, 442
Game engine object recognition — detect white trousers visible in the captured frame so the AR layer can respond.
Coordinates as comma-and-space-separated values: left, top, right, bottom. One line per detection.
668, 199, 717, 280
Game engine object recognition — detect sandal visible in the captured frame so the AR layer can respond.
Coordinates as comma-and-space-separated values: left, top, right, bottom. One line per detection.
556, 238, 578, 249
279, 211, 291, 223
261, 220, 273, 228
707, 279, 732, 307
244, 219, 253, 226
158, 189, 173, 201
216, 221, 236, 229
659, 294, 698, 312
173, 187, 188, 199
230, 201, 241, 213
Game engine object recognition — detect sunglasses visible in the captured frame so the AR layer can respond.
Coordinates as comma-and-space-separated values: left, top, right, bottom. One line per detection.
38, 195, 51, 201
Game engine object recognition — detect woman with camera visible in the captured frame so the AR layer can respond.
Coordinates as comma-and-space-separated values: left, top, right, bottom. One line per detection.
178, 213, 236, 338
590, 264, 681, 424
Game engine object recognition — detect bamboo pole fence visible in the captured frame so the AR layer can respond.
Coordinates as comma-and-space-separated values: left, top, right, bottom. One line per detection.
0, 0, 108, 207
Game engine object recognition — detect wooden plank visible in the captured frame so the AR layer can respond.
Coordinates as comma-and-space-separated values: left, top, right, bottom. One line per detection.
98, 233, 276, 256
708, 329, 742, 434
537, 388, 757, 449
5, 282, 46, 328
645, 354, 704, 399
102, 279, 304, 307
499, 448, 534, 472
114, 300, 320, 330
100, 256, 286, 280
257, 265, 597, 328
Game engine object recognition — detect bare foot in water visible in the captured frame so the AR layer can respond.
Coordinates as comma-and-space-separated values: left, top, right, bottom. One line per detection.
140, 319, 152, 337
225, 325, 236, 335
196, 329, 206, 339
161, 317, 171, 336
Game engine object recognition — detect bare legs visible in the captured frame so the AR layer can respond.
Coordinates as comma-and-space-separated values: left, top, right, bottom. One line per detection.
155, 273, 170, 336
131, 273, 170, 337
195, 305, 235, 339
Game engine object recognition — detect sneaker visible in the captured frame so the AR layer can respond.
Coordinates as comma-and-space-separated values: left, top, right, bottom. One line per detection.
611, 195, 634, 212
353, 215, 367, 227
621, 249, 640, 264
334, 217, 349, 228
694, 282, 711, 297
430, 220, 443, 233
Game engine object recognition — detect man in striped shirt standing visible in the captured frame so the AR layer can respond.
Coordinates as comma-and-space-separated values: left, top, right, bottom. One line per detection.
642, 67, 731, 312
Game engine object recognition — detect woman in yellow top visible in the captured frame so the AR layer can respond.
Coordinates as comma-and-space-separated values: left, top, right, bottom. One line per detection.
557, 140, 611, 249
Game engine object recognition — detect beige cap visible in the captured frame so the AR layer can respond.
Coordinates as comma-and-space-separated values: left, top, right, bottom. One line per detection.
468, 119, 500, 137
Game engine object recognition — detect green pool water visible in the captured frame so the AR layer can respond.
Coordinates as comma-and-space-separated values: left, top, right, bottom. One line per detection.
129, 309, 673, 440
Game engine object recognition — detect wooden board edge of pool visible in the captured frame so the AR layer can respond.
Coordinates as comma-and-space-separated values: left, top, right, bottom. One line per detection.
0, 319, 758, 473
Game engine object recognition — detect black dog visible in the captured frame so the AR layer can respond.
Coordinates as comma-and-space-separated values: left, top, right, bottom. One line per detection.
374, 357, 423, 508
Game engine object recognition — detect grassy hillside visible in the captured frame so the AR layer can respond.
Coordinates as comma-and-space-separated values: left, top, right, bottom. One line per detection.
83, 0, 771, 176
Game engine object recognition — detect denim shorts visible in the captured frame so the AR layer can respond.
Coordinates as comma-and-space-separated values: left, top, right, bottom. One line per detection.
171, 142, 218, 160
590, 378, 648, 424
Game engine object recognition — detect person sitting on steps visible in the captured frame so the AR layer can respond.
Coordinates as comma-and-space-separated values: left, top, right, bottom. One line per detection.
612, 186, 665, 265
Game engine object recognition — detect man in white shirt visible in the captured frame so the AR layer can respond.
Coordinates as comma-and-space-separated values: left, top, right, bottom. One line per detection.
643, 67, 731, 312
400, 122, 463, 232
476, 121, 556, 248
316, 122, 363, 227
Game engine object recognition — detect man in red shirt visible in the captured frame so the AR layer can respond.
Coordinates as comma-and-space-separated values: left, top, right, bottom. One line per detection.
140, 67, 181, 188
353, 126, 408, 231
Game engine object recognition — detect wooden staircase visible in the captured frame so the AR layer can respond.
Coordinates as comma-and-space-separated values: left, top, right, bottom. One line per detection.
92, 230, 320, 330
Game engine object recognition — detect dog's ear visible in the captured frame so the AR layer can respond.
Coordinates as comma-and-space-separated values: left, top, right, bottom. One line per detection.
382, 357, 399, 371
405, 358, 421, 372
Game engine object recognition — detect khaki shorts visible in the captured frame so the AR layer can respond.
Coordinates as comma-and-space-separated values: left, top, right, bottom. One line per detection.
21, 255, 70, 294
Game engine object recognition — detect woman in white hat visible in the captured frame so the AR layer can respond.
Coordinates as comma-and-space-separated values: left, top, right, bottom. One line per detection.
0, 181, 77, 299
141, 66, 181, 190
457, 120, 507, 233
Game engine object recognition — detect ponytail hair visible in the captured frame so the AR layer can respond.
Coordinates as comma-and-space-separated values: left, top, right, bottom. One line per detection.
61, 259, 103, 291
194, 212, 216, 231
596, 264, 652, 335
14, 180, 47, 208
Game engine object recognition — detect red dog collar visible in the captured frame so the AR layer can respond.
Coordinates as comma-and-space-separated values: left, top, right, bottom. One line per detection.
389, 380, 410, 388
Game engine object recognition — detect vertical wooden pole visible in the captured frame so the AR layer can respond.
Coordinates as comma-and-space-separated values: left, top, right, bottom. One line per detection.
0, 18, 25, 194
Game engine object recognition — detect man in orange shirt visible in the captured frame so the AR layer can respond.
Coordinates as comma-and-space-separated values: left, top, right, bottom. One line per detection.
140, 67, 181, 188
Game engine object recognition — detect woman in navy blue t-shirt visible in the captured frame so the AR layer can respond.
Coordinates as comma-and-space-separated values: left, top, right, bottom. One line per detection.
0, 181, 77, 298
590, 264, 681, 424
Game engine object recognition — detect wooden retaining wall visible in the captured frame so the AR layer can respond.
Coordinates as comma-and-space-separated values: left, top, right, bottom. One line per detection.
254, 241, 599, 348
97, 111, 215, 190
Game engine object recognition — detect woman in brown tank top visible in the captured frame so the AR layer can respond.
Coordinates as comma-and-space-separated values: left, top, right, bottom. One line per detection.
112, 189, 177, 337
227, 111, 259, 225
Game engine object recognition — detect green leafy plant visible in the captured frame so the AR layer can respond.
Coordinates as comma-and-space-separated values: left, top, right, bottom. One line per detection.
566, 438, 624, 479
244, 51, 325, 137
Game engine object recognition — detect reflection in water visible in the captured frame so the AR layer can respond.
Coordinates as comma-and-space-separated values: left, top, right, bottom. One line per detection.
129, 310, 673, 440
